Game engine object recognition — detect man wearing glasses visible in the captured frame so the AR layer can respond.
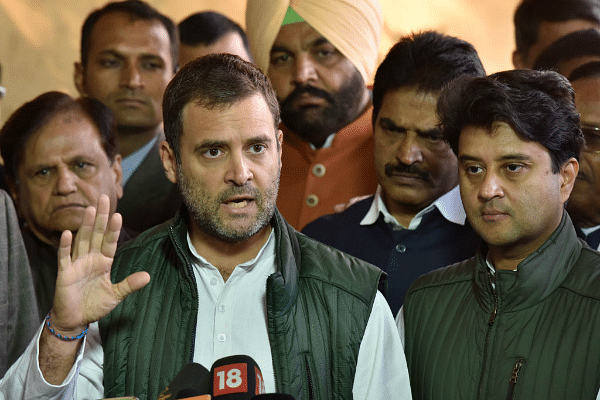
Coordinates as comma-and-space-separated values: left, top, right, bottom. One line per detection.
568, 61, 600, 249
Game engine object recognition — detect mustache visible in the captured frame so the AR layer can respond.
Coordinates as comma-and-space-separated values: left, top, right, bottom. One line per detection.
217, 185, 261, 203
384, 163, 429, 180
281, 85, 336, 108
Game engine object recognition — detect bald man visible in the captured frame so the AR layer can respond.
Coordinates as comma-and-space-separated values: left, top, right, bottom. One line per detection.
246, 0, 381, 229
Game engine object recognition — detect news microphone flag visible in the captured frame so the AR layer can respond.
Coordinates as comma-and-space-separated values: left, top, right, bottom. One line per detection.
210, 355, 266, 399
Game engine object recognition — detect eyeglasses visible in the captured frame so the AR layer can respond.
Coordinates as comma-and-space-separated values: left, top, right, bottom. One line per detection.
0, 86, 5, 99
582, 126, 600, 153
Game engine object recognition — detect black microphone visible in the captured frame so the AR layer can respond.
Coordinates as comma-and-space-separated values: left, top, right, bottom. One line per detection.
209, 355, 266, 399
156, 362, 211, 400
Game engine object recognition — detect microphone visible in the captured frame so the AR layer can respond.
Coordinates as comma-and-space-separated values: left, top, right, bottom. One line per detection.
156, 363, 211, 400
209, 355, 266, 399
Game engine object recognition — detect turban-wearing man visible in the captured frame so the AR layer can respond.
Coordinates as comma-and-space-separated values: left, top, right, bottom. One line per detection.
246, 0, 382, 229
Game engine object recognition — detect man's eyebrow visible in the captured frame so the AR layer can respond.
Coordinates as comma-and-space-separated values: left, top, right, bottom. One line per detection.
379, 118, 439, 136
97, 50, 125, 59
246, 135, 273, 144
310, 37, 331, 47
458, 155, 481, 164
496, 153, 533, 163
270, 37, 332, 54
195, 140, 228, 151
270, 45, 292, 54
458, 153, 533, 163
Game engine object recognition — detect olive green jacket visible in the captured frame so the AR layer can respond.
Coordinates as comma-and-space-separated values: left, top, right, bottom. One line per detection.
404, 211, 600, 400
100, 209, 385, 400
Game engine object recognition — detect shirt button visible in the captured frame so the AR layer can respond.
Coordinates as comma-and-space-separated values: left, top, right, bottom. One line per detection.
396, 244, 406, 253
306, 194, 319, 207
218, 333, 226, 342
219, 304, 226, 313
210, 278, 218, 286
312, 163, 326, 177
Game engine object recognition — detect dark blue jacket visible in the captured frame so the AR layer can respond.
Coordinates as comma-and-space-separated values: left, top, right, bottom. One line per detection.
302, 197, 480, 314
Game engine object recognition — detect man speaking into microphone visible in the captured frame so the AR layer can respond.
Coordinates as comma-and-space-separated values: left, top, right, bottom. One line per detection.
0, 54, 411, 399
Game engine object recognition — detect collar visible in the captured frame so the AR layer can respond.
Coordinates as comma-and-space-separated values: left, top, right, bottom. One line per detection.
474, 210, 583, 312
360, 185, 466, 229
121, 135, 159, 185
186, 229, 276, 272
168, 207, 302, 316
580, 224, 600, 236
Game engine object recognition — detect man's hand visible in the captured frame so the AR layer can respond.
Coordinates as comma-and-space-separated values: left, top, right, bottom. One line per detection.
51, 194, 150, 335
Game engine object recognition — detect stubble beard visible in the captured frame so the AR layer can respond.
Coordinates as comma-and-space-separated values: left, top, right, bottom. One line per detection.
177, 167, 280, 243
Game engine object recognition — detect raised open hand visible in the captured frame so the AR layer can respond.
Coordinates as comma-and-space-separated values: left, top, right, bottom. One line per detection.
49, 194, 150, 335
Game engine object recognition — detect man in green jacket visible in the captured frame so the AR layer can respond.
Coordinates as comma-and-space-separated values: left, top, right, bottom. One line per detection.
400, 69, 600, 399
1, 54, 411, 399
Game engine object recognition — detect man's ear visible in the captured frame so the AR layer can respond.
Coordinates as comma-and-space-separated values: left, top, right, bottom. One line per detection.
160, 140, 178, 184
277, 129, 283, 162
7, 180, 22, 217
74, 62, 86, 96
559, 157, 579, 204
512, 50, 526, 69
111, 154, 124, 200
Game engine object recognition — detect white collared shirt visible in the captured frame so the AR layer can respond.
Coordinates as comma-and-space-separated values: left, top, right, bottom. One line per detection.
120, 135, 158, 185
1, 228, 412, 399
360, 185, 466, 230
580, 225, 600, 251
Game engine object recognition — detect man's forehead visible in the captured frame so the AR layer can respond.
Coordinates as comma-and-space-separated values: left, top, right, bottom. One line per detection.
272, 21, 333, 51
181, 96, 275, 135
27, 111, 102, 149
88, 11, 172, 59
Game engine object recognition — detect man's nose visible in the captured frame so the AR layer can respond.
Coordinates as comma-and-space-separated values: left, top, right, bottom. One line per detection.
54, 167, 78, 195
120, 62, 144, 88
292, 54, 318, 86
224, 152, 253, 186
478, 172, 504, 201
396, 132, 424, 166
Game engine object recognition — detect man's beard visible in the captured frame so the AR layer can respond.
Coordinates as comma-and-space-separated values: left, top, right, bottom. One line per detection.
177, 167, 280, 243
279, 70, 365, 147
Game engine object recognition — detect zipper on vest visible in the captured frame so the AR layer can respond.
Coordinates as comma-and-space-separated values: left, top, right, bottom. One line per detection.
170, 226, 199, 363
478, 270, 499, 400
505, 359, 524, 400
304, 353, 315, 400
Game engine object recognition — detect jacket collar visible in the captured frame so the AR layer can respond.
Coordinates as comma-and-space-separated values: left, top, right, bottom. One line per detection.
474, 210, 583, 312
168, 207, 301, 316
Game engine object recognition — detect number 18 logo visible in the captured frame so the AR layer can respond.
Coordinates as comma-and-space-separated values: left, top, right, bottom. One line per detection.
213, 363, 248, 395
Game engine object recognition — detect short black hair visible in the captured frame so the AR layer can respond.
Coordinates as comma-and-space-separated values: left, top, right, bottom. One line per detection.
372, 31, 485, 126
569, 60, 600, 80
533, 28, 600, 71
81, 0, 179, 72
438, 69, 583, 173
179, 11, 250, 54
163, 53, 280, 164
514, 0, 600, 60
0, 92, 119, 186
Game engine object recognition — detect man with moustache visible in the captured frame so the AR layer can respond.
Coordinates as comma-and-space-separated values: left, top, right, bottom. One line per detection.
74, 0, 181, 233
400, 69, 600, 399
0, 55, 411, 400
567, 61, 600, 249
246, 0, 381, 229
0, 92, 128, 321
303, 31, 484, 314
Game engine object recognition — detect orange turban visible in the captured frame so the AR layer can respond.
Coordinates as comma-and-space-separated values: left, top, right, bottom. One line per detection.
246, 0, 383, 83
